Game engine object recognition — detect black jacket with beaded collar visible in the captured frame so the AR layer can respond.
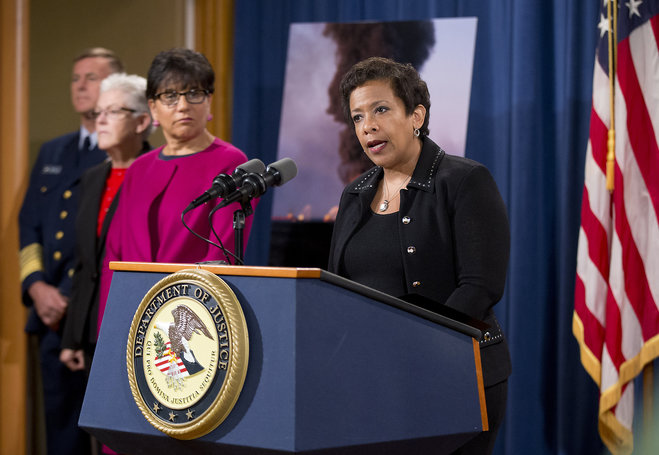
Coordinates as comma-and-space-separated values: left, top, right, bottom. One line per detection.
328, 136, 511, 387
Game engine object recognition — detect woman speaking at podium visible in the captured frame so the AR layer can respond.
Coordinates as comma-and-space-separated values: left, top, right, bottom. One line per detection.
98, 49, 255, 331
328, 57, 511, 454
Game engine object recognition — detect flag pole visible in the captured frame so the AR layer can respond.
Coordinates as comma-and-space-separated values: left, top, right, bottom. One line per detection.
643, 365, 654, 439
606, 0, 617, 192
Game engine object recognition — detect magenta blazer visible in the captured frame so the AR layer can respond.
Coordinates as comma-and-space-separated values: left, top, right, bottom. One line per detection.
98, 138, 256, 331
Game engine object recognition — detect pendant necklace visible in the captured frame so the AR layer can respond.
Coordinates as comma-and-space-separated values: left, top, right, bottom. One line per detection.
379, 175, 411, 212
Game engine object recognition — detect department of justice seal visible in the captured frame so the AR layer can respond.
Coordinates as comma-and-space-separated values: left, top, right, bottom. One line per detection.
126, 268, 249, 439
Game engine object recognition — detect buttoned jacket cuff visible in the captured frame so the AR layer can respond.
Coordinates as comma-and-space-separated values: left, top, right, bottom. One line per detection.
21, 272, 45, 307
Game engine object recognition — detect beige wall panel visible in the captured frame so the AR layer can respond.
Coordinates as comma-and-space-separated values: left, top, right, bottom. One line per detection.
29, 0, 188, 164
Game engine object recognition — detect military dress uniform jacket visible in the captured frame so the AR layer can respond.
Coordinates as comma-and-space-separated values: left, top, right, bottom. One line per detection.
19, 131, 107, 333
328, 136, 512, 387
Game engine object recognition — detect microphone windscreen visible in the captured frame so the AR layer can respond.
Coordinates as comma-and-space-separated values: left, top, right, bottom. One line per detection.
236, 158, 266, 174
268, 158, 298, 185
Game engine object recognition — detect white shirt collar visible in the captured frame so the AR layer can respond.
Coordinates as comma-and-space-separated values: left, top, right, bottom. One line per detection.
79, 126, 98, 150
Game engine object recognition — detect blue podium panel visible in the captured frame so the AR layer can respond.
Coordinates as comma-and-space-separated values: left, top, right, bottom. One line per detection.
295, 279, 482, 451
80, 265, 485, 454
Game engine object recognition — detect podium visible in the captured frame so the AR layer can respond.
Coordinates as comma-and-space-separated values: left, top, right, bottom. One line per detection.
80, 262, 488, 454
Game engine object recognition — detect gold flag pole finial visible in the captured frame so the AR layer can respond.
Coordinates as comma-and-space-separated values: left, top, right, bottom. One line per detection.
606, 0, 618, 192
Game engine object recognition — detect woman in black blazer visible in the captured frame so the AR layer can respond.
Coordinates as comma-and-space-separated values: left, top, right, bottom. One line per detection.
328, 57, 511, 455
60, 73, 152, 371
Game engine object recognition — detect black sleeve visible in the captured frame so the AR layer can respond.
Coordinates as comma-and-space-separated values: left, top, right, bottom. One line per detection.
443, 165, 510, 320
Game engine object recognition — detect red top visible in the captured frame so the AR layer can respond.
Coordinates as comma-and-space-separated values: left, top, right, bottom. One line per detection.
97, 168, 127, 237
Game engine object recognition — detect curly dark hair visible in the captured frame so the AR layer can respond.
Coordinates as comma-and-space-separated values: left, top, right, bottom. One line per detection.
146, 48, 215, 100
323, 21, 434, 184
339, 57, 431, 137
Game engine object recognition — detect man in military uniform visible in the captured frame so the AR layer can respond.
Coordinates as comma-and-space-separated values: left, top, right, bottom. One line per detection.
19, 48, 123, 455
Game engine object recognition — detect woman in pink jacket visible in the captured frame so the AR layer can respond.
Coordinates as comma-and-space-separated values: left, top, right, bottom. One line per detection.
98, 49, 256, 331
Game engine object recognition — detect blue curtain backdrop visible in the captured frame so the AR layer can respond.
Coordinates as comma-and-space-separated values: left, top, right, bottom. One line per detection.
233, 0, 605, 453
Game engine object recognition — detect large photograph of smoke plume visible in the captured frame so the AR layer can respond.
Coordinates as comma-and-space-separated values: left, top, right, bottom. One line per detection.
273, 18, 477, 221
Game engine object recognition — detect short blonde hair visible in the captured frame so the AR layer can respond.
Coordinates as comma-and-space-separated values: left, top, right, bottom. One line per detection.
74, 47, 124, 73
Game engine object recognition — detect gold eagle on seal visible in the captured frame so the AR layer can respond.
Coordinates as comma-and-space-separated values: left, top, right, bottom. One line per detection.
155, 305, 213, 377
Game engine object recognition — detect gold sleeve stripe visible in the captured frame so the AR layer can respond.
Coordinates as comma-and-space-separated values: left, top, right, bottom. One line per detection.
19, 243, 44, 282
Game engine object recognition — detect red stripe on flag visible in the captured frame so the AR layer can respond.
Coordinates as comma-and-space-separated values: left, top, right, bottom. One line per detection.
575, 275, 606, 357
651, 15, 659, 50
612, 165, 659, 340
580, 187, 611, 279
155, 358, 188, 374
617, 38, 659, 216
604, 286, 625, 370
155, 358, 170, 368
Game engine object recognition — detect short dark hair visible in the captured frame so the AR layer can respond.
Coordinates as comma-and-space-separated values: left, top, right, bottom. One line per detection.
73, 47, 124, 73
339, 57, 431, 136
146, 48, 215, 100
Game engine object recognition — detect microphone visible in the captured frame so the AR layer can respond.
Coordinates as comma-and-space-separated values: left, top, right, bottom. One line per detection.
217, 158, 298, 208
187, 158, 266, 210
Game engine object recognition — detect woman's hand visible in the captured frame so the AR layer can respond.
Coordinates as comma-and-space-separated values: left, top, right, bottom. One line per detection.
60, 348, 85, 371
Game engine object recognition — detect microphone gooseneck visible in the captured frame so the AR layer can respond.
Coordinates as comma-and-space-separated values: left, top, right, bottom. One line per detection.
182, 157, 297, 266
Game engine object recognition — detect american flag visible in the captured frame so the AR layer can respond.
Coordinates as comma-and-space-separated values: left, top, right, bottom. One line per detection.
155, 342, 189, 378
573, 1, 659, 453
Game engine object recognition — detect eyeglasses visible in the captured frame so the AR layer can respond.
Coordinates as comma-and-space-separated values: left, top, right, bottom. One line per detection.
91, 107, 136, 120
154, 89, 209, 107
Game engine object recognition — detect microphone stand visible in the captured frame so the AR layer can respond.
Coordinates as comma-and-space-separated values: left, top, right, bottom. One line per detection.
231, 198, 254, 265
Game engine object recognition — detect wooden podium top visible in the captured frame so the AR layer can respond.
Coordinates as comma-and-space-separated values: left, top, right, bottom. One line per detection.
109, 261, 324, 279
